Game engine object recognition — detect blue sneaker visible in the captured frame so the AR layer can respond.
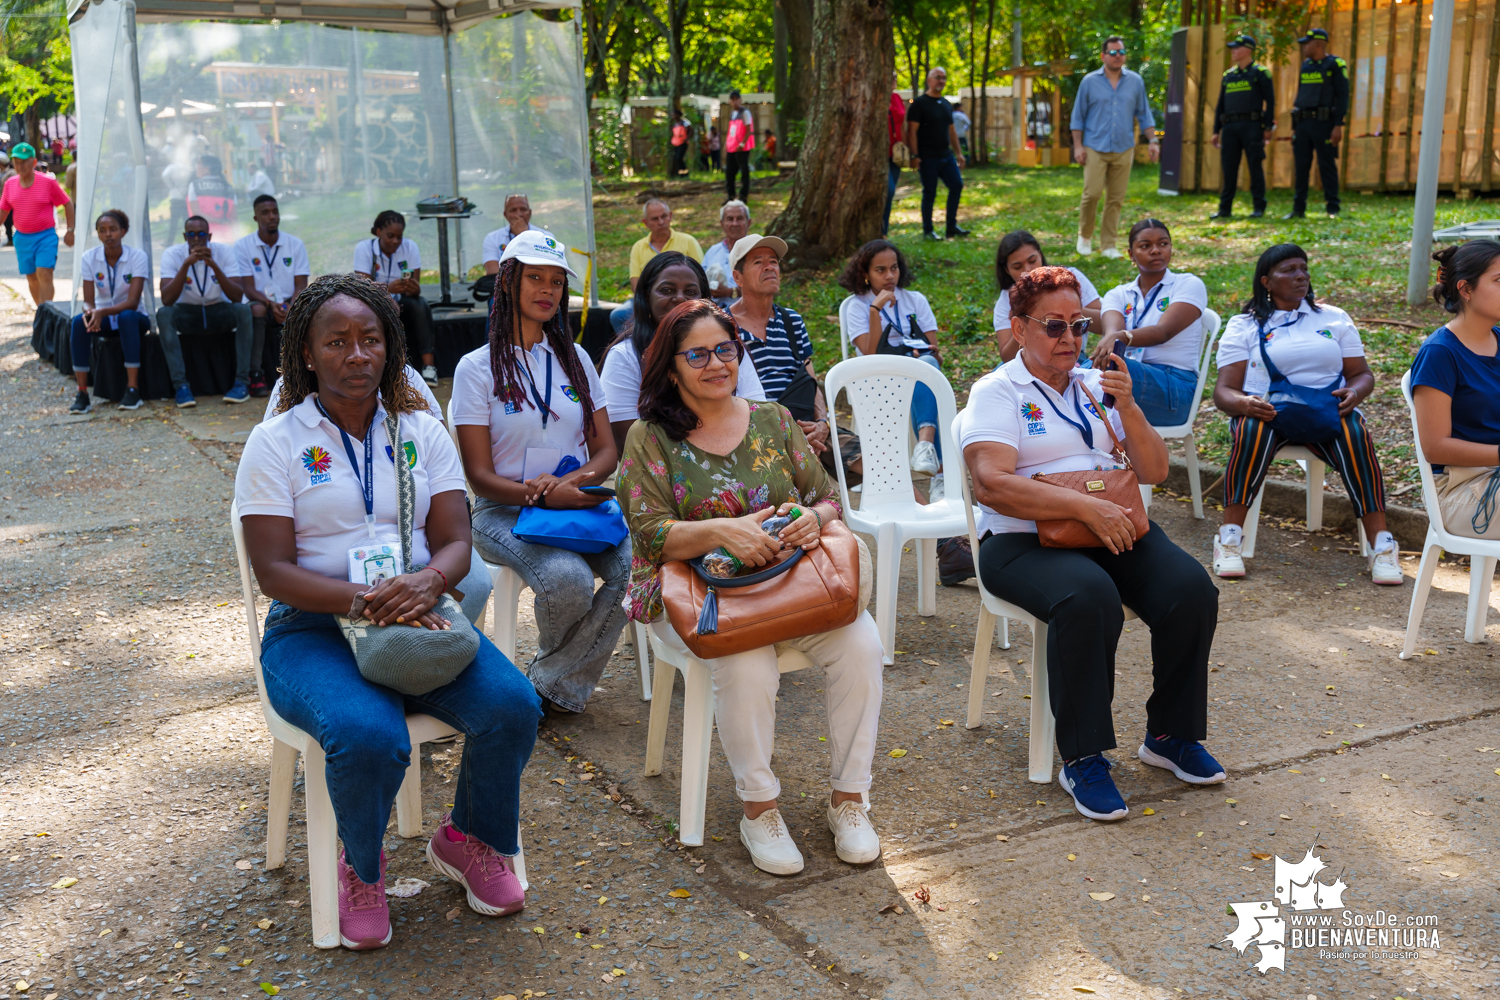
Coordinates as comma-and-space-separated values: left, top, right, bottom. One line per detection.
1138, 733, 1227, 785
174, 385, 197, 409
223, 381, 250, 404
1058, 754, 1128, 821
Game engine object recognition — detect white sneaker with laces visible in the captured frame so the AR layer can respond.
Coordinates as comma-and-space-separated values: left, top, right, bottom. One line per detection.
1101, 248, 1123, 260
739, 809, 804, 875
928, 473, 945, 503
1213, 535, 1246, 578
1369, 545, 1404, 585
1076, 236, 1093, 256
826, 799, 880, 864
422, 364, 439, 386
911, 440, 939, 475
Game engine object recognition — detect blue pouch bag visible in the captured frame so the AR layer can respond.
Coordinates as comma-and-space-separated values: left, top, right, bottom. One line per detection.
1256, 319, 1343, 444
512, 455, 629, 554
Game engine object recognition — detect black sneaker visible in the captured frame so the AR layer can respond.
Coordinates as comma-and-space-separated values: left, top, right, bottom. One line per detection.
118, 386, 144, 410
68, 390, 92, 415
248, 371, 271, 398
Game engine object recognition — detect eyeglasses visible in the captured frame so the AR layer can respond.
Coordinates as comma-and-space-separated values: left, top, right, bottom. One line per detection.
676, 340, 744, 369
1105, 49, 1126, 56
1023, 315, 1092, 339
184, 230, 211, 240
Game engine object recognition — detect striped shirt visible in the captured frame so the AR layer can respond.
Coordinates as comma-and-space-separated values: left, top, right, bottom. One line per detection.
736, 305, 813, 401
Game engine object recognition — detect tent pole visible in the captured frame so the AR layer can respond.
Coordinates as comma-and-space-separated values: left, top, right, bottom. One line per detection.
441, 14, 462, 278
574, 16, 599, 305
1408, 0, 1455, 304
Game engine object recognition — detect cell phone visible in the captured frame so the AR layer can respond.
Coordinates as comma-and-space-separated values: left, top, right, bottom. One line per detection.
1099, 342, 1128, 409
578, 486, 617, 498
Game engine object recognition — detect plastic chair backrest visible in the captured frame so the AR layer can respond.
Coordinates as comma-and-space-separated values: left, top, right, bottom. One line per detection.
1401, 370, 1448, 540
949, 414, 1003, 610
1195, 308, 1222, 389
836, 294, 861, 362
824, 354, 960, 511
230, 501, 275, 715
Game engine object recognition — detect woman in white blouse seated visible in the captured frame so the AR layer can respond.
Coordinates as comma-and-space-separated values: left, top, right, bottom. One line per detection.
993, 229, 1101, 362
69, 209, 150, 413
1209, 243, 1401, 585
452, 233, 629, 715
959, 267, 1223, 824
237, 274, 540, 951
1091, 219, 1207, 427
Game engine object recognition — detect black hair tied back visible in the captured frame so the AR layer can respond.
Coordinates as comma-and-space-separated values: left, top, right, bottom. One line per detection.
1431, 240, 1500, 314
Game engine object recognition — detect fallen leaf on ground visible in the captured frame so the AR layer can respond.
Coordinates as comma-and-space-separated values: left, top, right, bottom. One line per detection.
256, 919, 272, 930
1072, 987, 1097, 994
1142, 808, 1155, 816
877, 903, 904, 914
1088, 892, 1115, 902
235, 860, 254, 870
995, 834, 1009, 841
259, 986, 280, 997
1251, 852, 1272, 860
888, 749, 907, 758
239, 959, 253, 967
913, 886, 931, 904
666, 888, 693, 899
988, 952, 999, 960
1067, 854, 1076, 861
938, 719, 954, 726
446, 907, 462, 920
1413, 810, 1433, 817
737, 951, 751, 961
922, 659, 939, 666
550, 778, 566, 786
51, 878, 77, 889
285, 900, 303, 908
212, 946, 230, 954
1440, 871, 1461, 878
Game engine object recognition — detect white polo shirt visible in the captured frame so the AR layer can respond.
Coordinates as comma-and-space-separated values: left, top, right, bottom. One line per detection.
1216, 302, 1364, 397
80, 244, 150, 313
160, 241, 249, 306
480, 225, 552, 265
235, 395, 467, 581
263, 366, 442, 424
844, 288, 938, 355
233, 232, 310, 303
1099, 270, 1208, 373
957, 354, 1127, 536
450, 341, 607, 482
600, 338, 767, 423
353, 237, 421, 299
992, 267, 1099, 331
700, 239, 738, 298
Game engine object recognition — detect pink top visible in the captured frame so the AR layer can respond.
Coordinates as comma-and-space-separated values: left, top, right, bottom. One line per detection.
0, 173, 69, 236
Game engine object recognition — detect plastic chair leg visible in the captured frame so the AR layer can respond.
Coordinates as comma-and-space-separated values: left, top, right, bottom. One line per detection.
489, 564, 521, 662
966, 609, 996, 729
1466, 556, 1497, 643
643, 647, 678, 778
1400, 542, 1443, 659
634, 621, 652, 701
1184, 433, 1204, 519
1028, 620, 1054, 784
1139, 483, 1152, 511
1305, 459, 1325, 532
512, 827, 528, 891
395, 742, 424, 838
302, 742, 340, 949
874, 522, 899, 665
265, 738, 297, 870
1243, 488, 1266, 559
676, 659, 715, 848
916, 537, 937, 616
999, 617, 1011, 650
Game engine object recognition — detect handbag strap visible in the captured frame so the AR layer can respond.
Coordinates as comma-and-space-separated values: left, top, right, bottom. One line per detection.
1073, 378, 1133, 471
690, 545, 805, 587
1255, 314, 1300, 385
387, 408, 416, 574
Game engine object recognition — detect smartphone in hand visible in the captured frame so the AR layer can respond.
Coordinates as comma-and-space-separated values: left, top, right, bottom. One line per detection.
1100, 342, 1128, 409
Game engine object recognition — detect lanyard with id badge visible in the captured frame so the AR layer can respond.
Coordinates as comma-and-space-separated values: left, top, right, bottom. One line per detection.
316, 398, 405, 586
1124, 281, 1165, 362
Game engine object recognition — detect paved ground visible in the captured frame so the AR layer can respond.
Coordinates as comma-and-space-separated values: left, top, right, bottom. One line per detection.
1, 283, 1498, 1000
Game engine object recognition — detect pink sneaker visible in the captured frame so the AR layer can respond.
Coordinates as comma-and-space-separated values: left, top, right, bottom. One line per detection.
425, 814, 525, 916
337, 850, 392, 950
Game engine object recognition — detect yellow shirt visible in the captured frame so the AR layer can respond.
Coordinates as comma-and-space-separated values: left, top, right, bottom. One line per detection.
628, 230, 704, 278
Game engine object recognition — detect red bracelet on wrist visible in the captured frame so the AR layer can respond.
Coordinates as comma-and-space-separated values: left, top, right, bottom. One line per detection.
424, 566, 448, 591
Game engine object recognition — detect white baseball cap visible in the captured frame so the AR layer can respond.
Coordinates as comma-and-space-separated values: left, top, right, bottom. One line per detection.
499, 230, 580, 280
728, 234, 788, 273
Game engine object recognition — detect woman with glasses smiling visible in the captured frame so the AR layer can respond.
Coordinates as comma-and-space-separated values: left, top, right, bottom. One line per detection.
618, 299, 885, 877
958, 267, 1223, 824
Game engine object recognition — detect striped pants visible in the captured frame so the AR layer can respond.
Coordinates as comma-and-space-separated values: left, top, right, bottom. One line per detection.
1223, 411, 1387, 518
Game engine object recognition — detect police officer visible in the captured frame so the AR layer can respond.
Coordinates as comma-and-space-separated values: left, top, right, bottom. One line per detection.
1209, 34, 1275, 220
1285, 27, 1349, 219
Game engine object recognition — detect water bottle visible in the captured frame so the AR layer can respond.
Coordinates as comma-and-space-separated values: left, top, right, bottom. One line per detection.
701, 508, 804, 579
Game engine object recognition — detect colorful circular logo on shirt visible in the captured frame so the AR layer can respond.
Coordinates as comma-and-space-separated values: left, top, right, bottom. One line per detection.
1021, 401, 1043, 422
1158, 297, 1171, 311
300, 446, 332, 474
562, 385, 581, 403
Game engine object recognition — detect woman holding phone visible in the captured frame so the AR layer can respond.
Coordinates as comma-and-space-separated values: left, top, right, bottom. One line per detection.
69, 209, 149, 413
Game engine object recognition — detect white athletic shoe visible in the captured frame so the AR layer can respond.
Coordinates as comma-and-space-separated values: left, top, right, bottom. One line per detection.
1076, 236, 1093, 256
911, 440, 939, 475
1213, 536, 1246, 578
928, 474, 945, 503
1369, 545, 1404, 586
739, 809, 804, 876
826, 799, 881, 865
1101, 248, 1123, 259
422, 364, 439, 386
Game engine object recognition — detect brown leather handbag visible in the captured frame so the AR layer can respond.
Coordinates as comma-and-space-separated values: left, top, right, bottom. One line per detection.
1030, 379, 1150, 549
660, 519, 861, 659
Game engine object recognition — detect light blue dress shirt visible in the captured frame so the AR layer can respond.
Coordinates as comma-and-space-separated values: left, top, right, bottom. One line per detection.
1069, 68, 1156, 154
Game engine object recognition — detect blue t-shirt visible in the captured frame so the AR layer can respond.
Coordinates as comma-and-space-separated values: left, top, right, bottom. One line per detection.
1410, 325, 1500, 472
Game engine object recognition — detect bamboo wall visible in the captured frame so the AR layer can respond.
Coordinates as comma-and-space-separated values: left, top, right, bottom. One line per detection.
1175, 0, 1500, 193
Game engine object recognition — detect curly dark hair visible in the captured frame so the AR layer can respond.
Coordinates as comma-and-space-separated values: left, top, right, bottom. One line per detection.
1243, 243, 1320, 323
639, 299, 742, 442
837, 239, 912, 294
95, 208, 130, 234
1009, 266, 1082, 320
271, 273, 430, 416
1432, 239, 1500, 314
486, 258, 596, 436
994, 229, 1045, 290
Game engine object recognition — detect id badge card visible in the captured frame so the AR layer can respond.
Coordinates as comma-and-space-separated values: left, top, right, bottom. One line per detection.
523, 446, 562, 482
348, 536, 402, 586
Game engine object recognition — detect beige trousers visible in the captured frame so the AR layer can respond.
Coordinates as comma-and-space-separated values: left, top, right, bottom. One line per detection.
1436, 466, 1500, 539
1079, 147, 1135, 249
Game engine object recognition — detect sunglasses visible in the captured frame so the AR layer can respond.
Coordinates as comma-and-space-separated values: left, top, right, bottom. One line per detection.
677, 340, 744, 369
1105, 49, 1127, 56
1023, 315, 1092, 339
184, 230, 211, 240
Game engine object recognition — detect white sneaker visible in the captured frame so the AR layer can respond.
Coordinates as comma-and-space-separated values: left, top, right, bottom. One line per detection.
1076, 236, 1093, 256
928, 473, 945, 503
826, 799, 880, 865
911, 440, 939, 475
1101, 248, 1123, 260
1213, 536, 1246, 578
739, 809, 804, 875
1369, 545, 1404, 586
421, 364, 439, 386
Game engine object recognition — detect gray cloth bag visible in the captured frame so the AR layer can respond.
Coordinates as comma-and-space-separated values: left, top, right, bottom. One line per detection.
337, 407, 480, 695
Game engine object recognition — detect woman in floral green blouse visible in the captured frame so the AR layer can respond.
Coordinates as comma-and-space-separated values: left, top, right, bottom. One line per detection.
619, 300, 885, 877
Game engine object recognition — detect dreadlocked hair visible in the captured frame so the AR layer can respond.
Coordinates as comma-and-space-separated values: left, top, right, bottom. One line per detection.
271, 273, 430, 416
486, 258, 596, 436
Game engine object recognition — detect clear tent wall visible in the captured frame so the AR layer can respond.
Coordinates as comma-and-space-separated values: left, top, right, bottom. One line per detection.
67, 0, 595, 314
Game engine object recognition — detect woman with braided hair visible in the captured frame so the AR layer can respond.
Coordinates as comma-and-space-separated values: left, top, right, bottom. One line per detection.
451, 232, 628, 715
237, 273, 542, 950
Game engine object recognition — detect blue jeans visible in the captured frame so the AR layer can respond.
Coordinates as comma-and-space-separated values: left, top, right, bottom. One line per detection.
883, 160, 900, 234
71, 310, 148, 372
1124, 358, 1198, 427
609, 303, 634, 334
911, 352, 942, 463
918, 153, 963, 234
259, 602, 542, 885
156, 301, 256, 388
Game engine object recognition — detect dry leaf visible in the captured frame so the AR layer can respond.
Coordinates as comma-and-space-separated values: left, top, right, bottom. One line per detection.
1142, 808, 1155, 816
239, 959, 253, 967
1066, 854, 1076, 861
235, 860, 253, 870
259, 986, 280, 997
213, 946, 230, 955
1440, 871, 1461, 878
938, 719, 954, 726
256, 919, 272, 930
667, 889, 691, 898
987, 952, 999, 961
551, 778, 566, 786
446, 907, 461, 921
737, 951, 751, 961
913, 886, 931, 905
1251, 852, 1272, 860
1088, 892, 1115, 902
877, 903, 904, 914
921, 659, 939, 666
889, 748, 907, 758
1072, 987, 1097, 994
1413, 810, 1433, 817
995, 833, 1009, 842
51, 878, 77, 889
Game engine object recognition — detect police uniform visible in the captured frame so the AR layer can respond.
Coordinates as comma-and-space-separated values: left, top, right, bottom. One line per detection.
1212, 36, 1275, 218
1288, 29, 1349, 217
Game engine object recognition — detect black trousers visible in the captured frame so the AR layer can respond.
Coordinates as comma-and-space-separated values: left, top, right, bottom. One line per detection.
977, 524, 1217, 761
1217, 121, 1267, 214
669, 143, 687, 177
724, 150, 751, 201
397, 294, 435, 360
1292, 119, 1340, 214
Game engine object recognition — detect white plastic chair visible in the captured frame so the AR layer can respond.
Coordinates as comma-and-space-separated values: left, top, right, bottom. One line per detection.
1137, 307, 1221, 519
444, 401, 653, 699
231, 503, 526, 948
950, 418, 1138, 784
824, 355, 974, 665
836, 294, 862, 362
1399, 370, 1500, 656
1240, 446, 1370, 558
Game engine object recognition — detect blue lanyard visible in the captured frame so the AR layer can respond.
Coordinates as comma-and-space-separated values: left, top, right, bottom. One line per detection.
519, 350, 556, 427
258, 241, 279, 281
189, 257, 213, 327
1035, 379, 1096, 452
1130, 279, 1166, 331
369, 239, 402, 284
315, 397, 377, 527
102, 253, 119, 304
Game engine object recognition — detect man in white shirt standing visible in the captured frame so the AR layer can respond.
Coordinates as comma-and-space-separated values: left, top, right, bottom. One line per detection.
481, 194, 552, 275
157, 214, 253, 407
700, 199, 750, 304
233, 195, 309, 399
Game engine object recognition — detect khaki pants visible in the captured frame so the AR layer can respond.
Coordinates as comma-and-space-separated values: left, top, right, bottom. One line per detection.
1436, 467, 1500, 539
1079, 147, 1134, 249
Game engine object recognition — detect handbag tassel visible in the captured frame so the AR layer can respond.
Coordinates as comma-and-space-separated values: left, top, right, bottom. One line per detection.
696, 586, 719, 635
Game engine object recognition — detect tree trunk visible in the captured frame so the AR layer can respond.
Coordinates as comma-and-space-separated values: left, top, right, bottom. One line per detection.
778, 0, 814, 153
978, 0, 994, 164
768, 0, 893, 268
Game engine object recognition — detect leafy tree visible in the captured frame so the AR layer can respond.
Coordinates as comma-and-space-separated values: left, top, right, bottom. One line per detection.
0, 0, 73, 145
